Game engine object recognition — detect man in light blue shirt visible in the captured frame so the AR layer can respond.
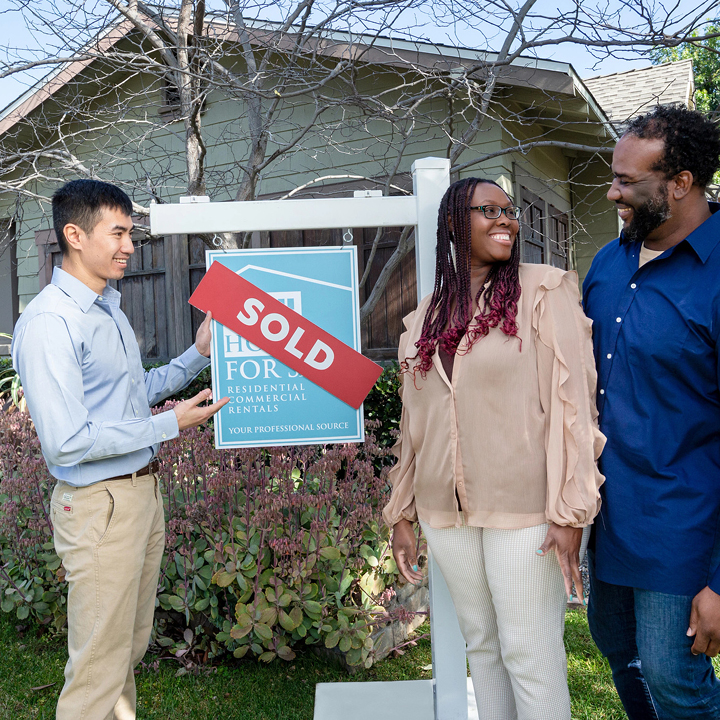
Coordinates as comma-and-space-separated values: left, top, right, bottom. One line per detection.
12, 179, 228, 720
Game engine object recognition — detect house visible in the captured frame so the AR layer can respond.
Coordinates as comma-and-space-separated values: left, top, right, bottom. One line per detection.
584, 59, 695, 134
0, 15, 621, 361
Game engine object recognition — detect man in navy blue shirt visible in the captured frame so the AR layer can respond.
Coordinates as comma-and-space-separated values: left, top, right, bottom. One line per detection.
583, 106, 720, 718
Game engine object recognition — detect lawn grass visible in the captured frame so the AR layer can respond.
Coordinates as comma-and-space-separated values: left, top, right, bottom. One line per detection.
0, 609, 630, 719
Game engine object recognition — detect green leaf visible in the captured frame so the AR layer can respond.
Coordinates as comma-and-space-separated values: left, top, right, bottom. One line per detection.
1, 598, 14, 613
339, 572, 353, 597
168, 595, 185, 612
233, 645, 250, 659
254, 623, 273, 641
259, 607, 277, 626
278, 593, 292, 608
236, 612, 252, 627
194, 597, 210, 612
319, 546, 341, 561
302, 583, 318, 598
235, 573, 248, 592
212, 570, 236, 588
277, 645, 296, 661
339, 635, 352, 653
290, 606, 304, 628
258, 651, 276, 663
16, 605, 29, 620
279, 610, 296, 632
230, 624, 253, 640
324, 630, 341, 649
382, 556, 398, 574
303, 600, 322, 617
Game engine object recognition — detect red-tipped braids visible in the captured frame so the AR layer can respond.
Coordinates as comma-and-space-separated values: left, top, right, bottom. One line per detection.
404, 177, 521, 377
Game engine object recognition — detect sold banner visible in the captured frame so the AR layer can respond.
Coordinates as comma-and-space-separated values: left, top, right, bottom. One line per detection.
190, 248, 382, 449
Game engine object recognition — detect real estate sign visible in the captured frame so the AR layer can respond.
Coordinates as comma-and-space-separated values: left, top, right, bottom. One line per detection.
201, 247, 368, 448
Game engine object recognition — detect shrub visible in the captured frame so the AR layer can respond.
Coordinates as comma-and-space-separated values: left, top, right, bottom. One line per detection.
0, 403, 403, 668
0, 407, 63, 627
362, 363, 401, 452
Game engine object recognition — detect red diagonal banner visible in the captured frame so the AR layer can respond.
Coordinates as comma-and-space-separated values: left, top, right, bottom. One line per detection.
189, 261, 383, 409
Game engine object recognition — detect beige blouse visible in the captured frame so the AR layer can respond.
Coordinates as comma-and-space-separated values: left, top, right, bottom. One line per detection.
382, 263, 606, 530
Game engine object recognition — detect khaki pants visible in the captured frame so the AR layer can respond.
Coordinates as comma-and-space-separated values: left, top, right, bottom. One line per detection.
50, 472, 165, 720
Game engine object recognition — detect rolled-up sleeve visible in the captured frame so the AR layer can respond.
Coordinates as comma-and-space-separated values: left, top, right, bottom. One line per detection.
533, 269, 606, 527
14, 313, 179, 468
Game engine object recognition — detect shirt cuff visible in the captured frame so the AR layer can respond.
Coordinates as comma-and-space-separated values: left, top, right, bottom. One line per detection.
152, 408, 180, 444
709, 565, 720, 596
179, 344, 211, 372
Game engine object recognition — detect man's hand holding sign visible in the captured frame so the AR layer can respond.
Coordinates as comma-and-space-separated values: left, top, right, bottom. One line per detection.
189, 260, 383, 413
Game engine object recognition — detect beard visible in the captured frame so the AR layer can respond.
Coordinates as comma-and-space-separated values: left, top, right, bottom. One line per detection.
622, 183, 672, 244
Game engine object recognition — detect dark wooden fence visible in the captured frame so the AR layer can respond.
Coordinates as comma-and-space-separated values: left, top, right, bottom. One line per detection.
36, 224, 417, 363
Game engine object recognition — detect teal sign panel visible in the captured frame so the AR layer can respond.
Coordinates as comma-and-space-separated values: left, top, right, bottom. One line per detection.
207, 247, 364, 448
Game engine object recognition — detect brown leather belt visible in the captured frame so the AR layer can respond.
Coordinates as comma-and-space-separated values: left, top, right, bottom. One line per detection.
110, 459, 160, 481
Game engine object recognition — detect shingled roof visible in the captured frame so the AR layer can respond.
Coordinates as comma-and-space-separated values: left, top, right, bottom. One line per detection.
584, 60, 694, 131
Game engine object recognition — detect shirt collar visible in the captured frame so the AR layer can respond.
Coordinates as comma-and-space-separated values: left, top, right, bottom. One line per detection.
683, 202, 720, 264
619, 202, 720, 264
51, 267, 121, 313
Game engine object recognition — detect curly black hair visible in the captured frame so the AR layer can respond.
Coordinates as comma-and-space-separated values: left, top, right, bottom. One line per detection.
624, 105, 720, 188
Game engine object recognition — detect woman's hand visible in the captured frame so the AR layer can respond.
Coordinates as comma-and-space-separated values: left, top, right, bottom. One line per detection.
392, 519, 423, 585
537, 524, 584, 602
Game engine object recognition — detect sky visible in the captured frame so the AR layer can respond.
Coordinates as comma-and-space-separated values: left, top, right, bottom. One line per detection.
0, 0, 690, 113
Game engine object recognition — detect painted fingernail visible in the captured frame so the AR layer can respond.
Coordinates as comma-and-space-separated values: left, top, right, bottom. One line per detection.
412, 564, 419, 572
536, 549, 543, 555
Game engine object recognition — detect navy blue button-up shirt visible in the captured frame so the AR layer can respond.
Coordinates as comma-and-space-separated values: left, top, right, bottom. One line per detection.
583, 204, 720, 596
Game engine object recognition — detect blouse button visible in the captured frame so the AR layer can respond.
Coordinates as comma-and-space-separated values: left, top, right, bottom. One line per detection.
616, 317, 622, 323
599, 389, 605, 395
631, 283, 637, 289
607, 353, 612, 359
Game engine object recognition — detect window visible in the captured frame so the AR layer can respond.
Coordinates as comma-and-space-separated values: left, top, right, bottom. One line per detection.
519, 188, 570, 269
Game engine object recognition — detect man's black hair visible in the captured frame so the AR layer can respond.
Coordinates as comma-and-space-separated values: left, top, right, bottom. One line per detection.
624, 105, 720, 188
52, 179, 133, 254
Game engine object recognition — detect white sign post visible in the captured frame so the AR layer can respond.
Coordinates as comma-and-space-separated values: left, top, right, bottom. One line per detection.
150, 157, 472, 720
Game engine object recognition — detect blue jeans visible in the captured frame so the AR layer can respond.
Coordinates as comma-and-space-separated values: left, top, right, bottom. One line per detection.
587, 550, 720, 719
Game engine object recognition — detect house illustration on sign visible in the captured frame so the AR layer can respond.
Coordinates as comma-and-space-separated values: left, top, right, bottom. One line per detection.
222, 264, 355, 358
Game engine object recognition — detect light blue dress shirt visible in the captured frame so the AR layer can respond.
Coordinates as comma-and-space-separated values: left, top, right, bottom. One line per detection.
12, 267, 210, 486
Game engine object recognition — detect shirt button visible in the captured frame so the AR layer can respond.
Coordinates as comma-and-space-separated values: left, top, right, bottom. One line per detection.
616, 317, 622, 323
162, 433, 167, 439
458, 481, 463, 486
599, 389, 605, 395
607, 353, 612, 359
631, 283, 637, 289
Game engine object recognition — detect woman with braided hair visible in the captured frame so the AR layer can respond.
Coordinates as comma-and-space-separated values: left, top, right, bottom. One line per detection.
383, 177, 605, 719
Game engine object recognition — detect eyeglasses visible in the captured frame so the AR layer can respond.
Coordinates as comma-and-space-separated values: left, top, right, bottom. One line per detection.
469, 205, 522, 220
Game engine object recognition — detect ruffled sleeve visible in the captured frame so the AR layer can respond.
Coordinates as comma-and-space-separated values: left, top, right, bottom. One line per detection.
382, 310, 419, 528
532, 268, 606, 527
